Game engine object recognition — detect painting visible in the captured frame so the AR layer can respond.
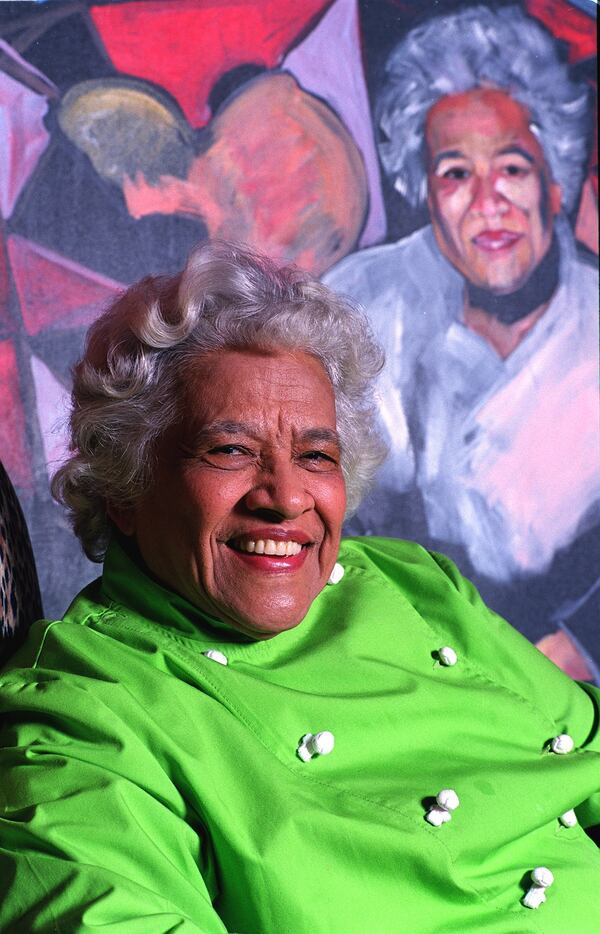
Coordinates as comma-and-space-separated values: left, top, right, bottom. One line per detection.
0, 0, 597, 678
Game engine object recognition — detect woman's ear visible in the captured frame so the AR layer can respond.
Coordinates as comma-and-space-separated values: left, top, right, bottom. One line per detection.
549, 181, 562, 216
106, 502, 136, 536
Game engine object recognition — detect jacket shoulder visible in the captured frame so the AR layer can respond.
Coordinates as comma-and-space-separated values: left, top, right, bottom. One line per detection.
1, 579, 110, 675
339, 538, 600, 754
339, 536, 458, 585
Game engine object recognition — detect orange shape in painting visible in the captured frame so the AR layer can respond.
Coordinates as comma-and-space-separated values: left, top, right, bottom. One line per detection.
536, 629, 594, 681
90, 0, 331, 127
122, 73, 368, 275
7, 236, 123, 337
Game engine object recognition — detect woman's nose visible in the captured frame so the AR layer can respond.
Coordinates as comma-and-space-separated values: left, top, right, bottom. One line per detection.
470, 173, 509, 217
244, 463, 314, 519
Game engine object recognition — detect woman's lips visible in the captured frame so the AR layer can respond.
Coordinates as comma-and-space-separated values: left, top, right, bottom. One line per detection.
472, 230, 522, 252
227, 542, 310, 572
233, 538, 303, 556
226, 533, 312, 571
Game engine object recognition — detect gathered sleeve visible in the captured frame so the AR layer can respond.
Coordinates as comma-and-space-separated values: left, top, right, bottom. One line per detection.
0, 669, 230, 932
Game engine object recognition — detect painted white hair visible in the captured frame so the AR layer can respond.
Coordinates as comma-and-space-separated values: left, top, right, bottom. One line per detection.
378, 4, 591, 212
52, 240, 387, 561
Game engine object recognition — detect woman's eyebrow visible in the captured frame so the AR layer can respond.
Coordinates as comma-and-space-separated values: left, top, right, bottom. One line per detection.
496, 145, 534, 163
296, 428, 342, 449
432, 149, 465, 171
202, 420, 254, 436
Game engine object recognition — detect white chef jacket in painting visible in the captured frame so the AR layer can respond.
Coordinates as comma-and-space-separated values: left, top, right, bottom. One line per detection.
324, 217, 600, 583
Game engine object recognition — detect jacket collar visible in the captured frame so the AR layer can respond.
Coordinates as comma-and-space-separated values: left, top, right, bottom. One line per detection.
100, 534, 255, 644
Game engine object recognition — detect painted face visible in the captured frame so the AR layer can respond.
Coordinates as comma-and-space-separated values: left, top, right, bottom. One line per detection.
426, 88, 562, 294
113, 349, 346, 639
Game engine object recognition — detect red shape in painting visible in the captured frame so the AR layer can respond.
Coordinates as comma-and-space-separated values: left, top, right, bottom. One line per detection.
7, 235, 123, 337
526, 0, 596, 62
0, 339, 31, 489
90, 0, 331, 127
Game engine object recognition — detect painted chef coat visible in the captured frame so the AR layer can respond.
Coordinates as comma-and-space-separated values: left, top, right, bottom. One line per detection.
1, 536, 599, 933
323, 218, 600, 583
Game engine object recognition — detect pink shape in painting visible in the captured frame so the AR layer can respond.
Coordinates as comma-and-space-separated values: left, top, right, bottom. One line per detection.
0, 339, 31, 489
7, 235, 123, 336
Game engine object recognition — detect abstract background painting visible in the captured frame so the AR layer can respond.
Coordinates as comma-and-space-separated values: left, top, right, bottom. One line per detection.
0, 0, 597, 677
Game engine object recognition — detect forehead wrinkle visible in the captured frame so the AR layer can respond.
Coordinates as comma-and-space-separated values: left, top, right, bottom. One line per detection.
189, 419, 262, 443
190, 417, 339, 447
273, 405, 338, 442
202, 420, 256, 435
183, 349, 337, 446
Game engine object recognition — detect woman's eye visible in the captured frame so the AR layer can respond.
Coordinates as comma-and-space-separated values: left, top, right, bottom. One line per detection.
202, 445, 253, 467
209, 445, 247, 456
501, 163, 529, 178
301, 451, 339, 469
441, 166, 470, 180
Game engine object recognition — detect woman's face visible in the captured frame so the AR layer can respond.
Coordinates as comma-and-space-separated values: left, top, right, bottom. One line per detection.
112, 349, 346, 639
425, 88, 561, 295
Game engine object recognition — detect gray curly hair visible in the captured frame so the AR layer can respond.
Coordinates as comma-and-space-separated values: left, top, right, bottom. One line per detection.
378, 4, 591, 212
52, 241, 387, 561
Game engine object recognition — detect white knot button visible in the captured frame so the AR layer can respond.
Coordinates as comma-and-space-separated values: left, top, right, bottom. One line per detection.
522, 867, 554, 909
425, 788, 460, 826
437, 646, 457, 666
327, 562, 344, 585
559, 808, 578, 828
550, 733, 574, 755
297, 731, 335, 762
202, 649, 229, 666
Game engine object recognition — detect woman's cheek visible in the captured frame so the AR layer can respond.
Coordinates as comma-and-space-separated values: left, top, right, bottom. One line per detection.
495, 175, 540, 213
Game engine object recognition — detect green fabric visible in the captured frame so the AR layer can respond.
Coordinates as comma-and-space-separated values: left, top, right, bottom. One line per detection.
1, 536, 599, 933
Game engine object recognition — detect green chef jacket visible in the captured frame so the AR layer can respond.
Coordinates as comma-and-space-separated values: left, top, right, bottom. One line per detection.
1, 536, 599, 933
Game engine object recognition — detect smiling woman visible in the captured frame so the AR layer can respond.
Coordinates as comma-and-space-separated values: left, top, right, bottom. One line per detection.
112, 347, 348, 638
1, 241, 600, 933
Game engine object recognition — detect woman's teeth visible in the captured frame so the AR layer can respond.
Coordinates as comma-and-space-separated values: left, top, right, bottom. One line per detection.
235, 539, 303, 556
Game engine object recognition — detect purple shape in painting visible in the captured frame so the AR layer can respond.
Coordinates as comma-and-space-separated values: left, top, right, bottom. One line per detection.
29, 354, 71, 482
283, 0, 386, 248
0, 41, 53, 219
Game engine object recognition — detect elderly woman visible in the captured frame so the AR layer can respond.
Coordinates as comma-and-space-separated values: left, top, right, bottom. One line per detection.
0, 242, 599, 933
